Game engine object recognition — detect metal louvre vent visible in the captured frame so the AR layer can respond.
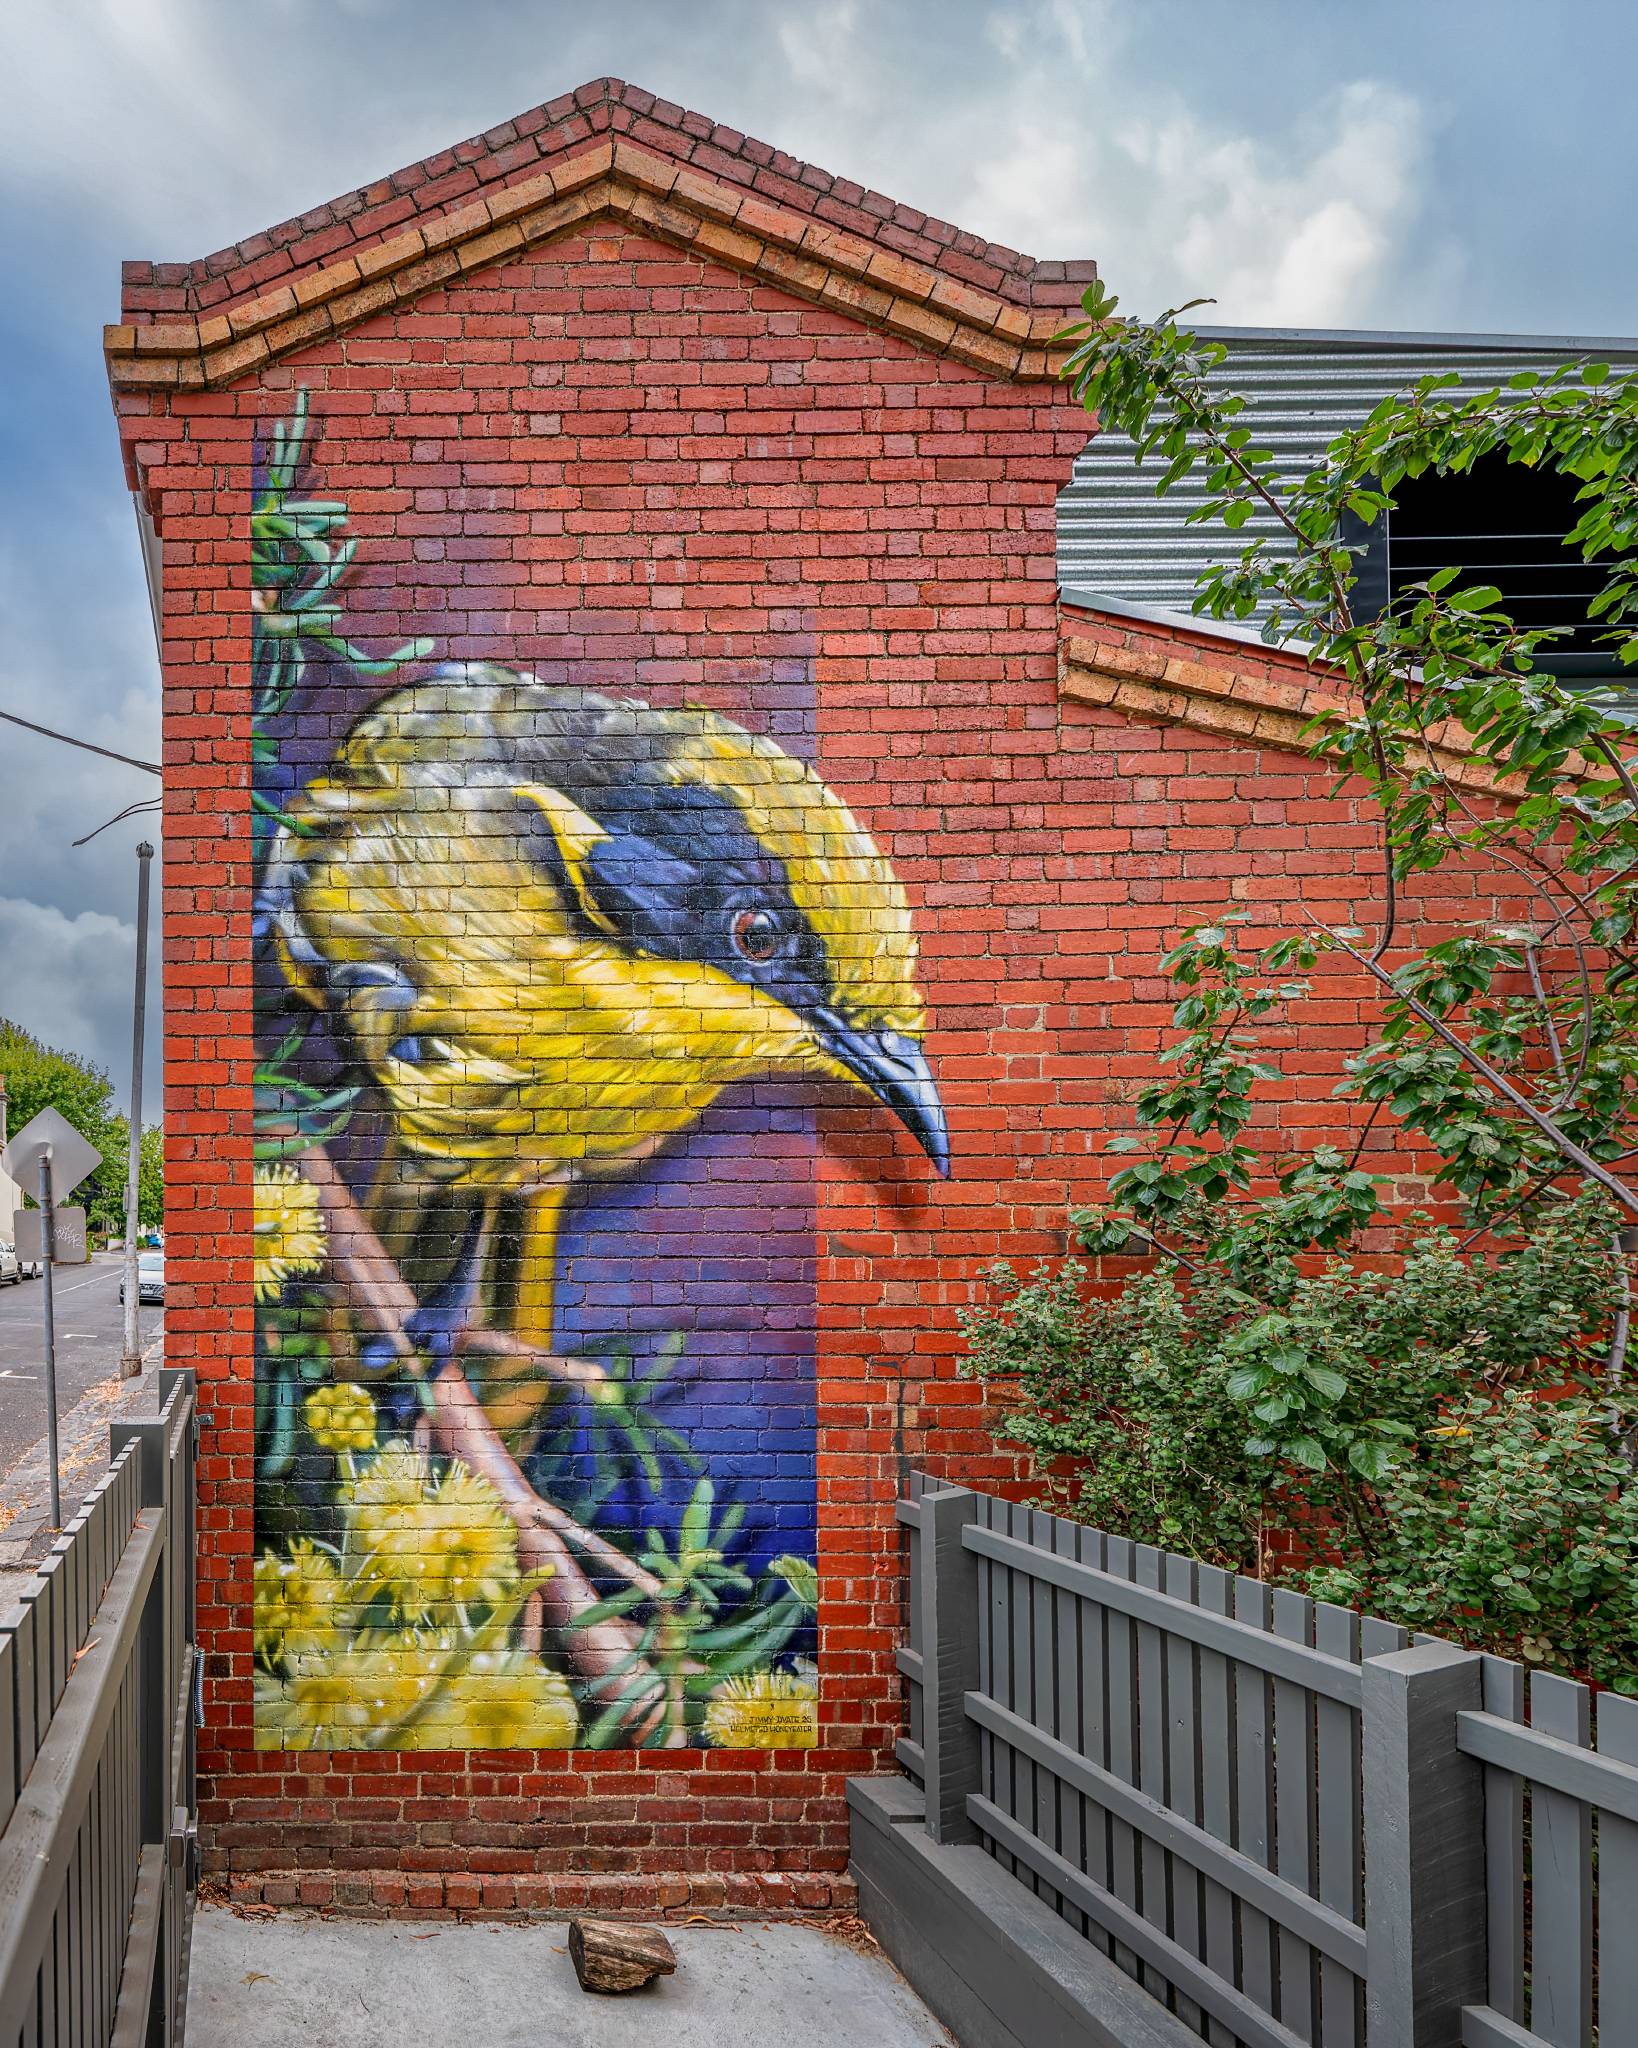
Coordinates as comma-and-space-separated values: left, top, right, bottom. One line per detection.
1056, 328, 1638, 651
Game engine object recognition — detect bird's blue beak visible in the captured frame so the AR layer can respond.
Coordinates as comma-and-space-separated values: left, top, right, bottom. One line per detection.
816, 1018, 950, 1177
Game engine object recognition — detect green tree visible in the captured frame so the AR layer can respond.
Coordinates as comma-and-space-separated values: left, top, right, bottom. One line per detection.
0, 1020, 161, 1234
0, 1018, 118, 1154
959, 296, 1638, 1686
1057, 289, 1638, 1231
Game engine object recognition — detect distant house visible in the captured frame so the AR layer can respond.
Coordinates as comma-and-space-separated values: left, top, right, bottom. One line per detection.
0, 1077, 24, 1242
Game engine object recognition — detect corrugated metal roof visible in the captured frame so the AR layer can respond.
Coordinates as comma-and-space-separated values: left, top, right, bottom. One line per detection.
1056, 328, 1638, 627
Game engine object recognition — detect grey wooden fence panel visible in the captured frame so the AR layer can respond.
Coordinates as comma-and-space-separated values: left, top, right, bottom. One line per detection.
1312, 1603, 1361, 2048
1271, 1587, 1318, 2041
1162, 1551, 1205, 2036
1600, 1693, 1638, 2048
1195, 1565, 1239, 2048
1030, 1509, 1058, 1897
1135, 1546, 1173, 2010
984, 1496, 1017, 1881
0, 1378, 196, 2048
1526, 1674, 1593, 2048
1052, 1515, 1087, 1944
1478, 1658, 1526, 2030
894, 1476, 1627, 2048
976, 1496, 994, 1854
1104, 1535, 1146, 1987
1076, 1523, 1115, 1961
1011, 1502, 1047, 1904
1234, 1576, 1277, 2023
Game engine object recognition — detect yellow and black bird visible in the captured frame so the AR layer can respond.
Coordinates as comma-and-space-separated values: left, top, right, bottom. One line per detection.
259, 665, 947, 1415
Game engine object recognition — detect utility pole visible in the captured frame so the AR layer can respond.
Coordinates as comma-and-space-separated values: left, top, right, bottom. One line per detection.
121, 841, 154, 1377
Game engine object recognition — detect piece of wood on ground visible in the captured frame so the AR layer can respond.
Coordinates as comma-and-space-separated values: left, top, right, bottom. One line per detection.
567, 1918, 678, 1993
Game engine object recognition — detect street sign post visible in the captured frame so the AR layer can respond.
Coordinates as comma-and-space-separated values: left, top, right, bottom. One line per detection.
1, 1108, 103, 1527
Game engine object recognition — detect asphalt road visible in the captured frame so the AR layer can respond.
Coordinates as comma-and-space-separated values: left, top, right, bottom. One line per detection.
0, 1254, 163, 1481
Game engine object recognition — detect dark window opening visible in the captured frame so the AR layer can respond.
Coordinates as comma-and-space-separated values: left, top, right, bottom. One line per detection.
1344, 453, 1622, 686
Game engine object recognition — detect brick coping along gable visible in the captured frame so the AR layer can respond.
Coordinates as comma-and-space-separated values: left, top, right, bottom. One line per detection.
107, 77, 1096, 394
1058, 607, 1591, 801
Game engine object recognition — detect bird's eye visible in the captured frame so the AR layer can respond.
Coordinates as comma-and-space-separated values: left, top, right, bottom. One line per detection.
730, 907, 783, 964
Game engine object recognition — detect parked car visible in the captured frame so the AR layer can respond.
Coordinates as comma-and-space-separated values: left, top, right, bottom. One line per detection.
17, 1249, 42, 1279
0, 1241, 19, 1286
119, 1251, 166, 1305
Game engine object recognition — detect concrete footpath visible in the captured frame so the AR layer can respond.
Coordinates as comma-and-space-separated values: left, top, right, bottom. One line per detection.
187, 1907, 957, 2048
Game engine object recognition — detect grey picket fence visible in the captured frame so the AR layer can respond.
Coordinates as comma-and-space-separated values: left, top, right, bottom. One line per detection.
894, 1473, 1638, 2048
0, 1369, 199, 2048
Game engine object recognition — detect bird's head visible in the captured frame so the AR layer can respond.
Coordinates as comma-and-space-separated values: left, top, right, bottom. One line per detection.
265, 669, 949, 1179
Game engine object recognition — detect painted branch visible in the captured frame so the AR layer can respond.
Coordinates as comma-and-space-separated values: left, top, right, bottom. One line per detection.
296, 1144, 610, 1390
291, 1141, 664, 1731
427, 1364, 664, 1733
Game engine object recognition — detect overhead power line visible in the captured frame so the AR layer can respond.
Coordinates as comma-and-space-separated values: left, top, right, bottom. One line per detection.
0, 708, 162, 777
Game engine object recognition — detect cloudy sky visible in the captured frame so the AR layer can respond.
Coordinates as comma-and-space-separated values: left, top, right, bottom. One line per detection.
1, 0, 1633, 1116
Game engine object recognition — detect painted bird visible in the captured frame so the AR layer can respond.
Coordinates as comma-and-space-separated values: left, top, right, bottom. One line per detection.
258, 665, 947, 1425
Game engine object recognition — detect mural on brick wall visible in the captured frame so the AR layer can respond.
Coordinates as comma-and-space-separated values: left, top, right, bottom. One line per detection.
248, 393, 947, 1751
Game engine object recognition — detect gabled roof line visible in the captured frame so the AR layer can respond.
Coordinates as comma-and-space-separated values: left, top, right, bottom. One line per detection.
105, 136, 1078, 391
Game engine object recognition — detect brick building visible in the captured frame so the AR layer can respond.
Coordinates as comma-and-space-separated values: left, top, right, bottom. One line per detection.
104, 77, 1619, 1915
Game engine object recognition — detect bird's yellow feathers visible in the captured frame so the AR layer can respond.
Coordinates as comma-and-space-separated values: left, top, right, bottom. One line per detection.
262, 670, 930, 1192
650, 721, 925, 1038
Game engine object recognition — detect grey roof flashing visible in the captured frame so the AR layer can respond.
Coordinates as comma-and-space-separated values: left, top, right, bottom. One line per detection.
1057, 587, 1300, 657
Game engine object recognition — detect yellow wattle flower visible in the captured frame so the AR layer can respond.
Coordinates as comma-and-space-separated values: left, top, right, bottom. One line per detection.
341, 1446, 520, 1623
255, 1626, 577, 1752
254, 1641, 436, 1750
398, 1643, 578, 1752
305, 1381, 377, 1455
703, 1666, 818, 1750
253, 1161, 326, 1301
252, 1539, 344, 1669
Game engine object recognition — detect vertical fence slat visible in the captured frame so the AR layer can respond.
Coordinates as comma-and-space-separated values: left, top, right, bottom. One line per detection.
1234, 1575, 1277, 2021
1052, 1517, 1086, 1943
1479, 1656, 1526, 2026
1528, 1672, 1594, 2048
903, 1491, 923, 1773
1161, 1552, 1204, 2035
12, 1603, 39, 1784
1007, 1502, 1036, 1892
1271, 1587, 1318, 2041
987, 1498, 1017, 1879
976, 1496, 993, 1842
1599, 1693, 1638, 2048
1075, 1524, 1114, 1961
0, 1636, 15, 1838
1195, 1564, 1238, 2048
1030, 1509, 1059, 1910
1133, 1546, 1173, 2010
1314, 1601, 1362, 2048
1103, 1535, 1143, 1985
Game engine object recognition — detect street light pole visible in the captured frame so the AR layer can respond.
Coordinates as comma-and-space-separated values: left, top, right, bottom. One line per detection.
120, 840, 154, 1377
38, 1148, 61, 1528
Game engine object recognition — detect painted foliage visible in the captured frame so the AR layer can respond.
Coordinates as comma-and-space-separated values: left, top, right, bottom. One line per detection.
249, 396, 946, 1751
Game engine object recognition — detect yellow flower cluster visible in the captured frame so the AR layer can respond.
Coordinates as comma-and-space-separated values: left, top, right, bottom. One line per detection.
253, 1162, 326, 1301
252, 1539, 343, 1668
342, 1447, 520, 1622
704, 1666, 818, 1750
254, 1633, 578, 1751
305, 1381, 377, 1455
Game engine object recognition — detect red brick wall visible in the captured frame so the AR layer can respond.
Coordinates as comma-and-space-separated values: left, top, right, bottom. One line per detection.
115, 211, 1521, 1914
